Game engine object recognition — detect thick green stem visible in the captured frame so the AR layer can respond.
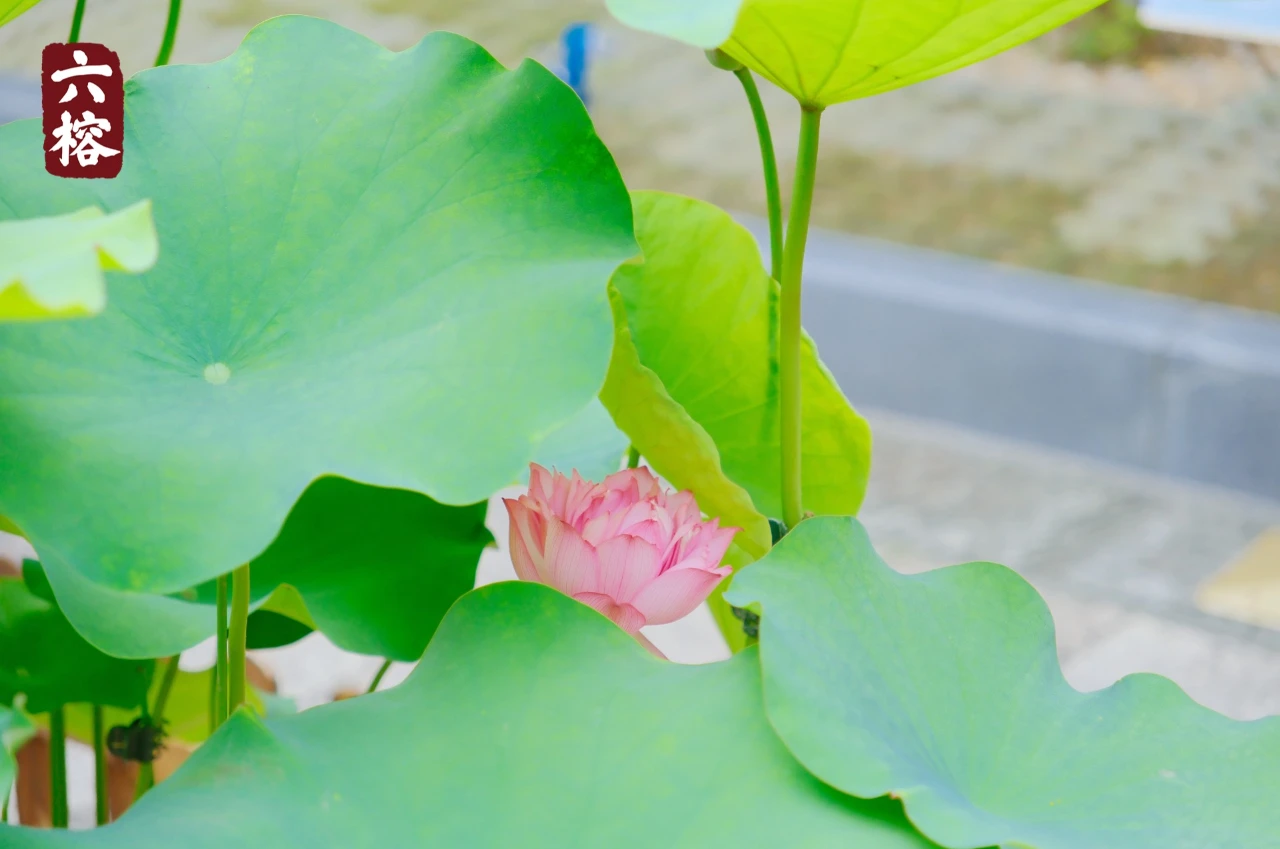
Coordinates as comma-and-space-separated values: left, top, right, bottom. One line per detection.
153, 0, 182, 67
49, 707, 68, 828
228, 563, 251, 713
67, 0, 86, 42
92, 705, 108, 825
367, 659, 393, 694
215, 574, 229, 728
779, 106, 823, 529
734, 69, 784, 282
626, 445, 641, 469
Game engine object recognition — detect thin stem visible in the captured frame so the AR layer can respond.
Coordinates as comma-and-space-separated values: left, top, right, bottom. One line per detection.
207, 659, 217, 736
228, 563, 251, 713
49, 707, 68, 828
366, 659, 393, 694
67, 0, 86, 43
92, 705, 108, 825
734, 69, 784, 282
626, 445, 641, 469
779, 106, 823, 529
131, 655, 182, 802
1, 789, 8, 822
132, 763, 153, 803
153, 656, 180, 722
153, 0, 182, 67
215, 574, 229, 729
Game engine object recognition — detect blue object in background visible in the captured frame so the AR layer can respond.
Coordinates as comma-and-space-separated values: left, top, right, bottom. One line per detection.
561, 23, 591, 108
1139, 0, 1280, 45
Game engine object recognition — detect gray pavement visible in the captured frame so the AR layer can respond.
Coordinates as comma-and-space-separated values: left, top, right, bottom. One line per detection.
859, 410, 1280, 720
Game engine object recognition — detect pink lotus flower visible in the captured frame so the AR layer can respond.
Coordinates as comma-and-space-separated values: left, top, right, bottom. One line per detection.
504, 464, 736, 652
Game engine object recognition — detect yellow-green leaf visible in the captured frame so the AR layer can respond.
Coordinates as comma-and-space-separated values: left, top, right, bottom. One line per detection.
257, 583, 317, 631
600, 287, 771, 562
722, 0, 1106, 107
0, 201, 158, 321
0, 0, 40, 28
608, 191, 871, 523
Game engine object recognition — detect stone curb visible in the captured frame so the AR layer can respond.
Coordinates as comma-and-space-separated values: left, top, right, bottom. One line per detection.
754, 220, 1280, 503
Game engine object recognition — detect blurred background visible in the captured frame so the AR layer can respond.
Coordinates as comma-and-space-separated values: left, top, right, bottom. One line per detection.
2, 0, 1280, 825
7, 0, 1280, 308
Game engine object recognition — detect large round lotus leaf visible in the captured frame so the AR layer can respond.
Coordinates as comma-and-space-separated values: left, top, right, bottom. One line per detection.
0, 15, 635, 600
0, 577, 153, 713
528, 398, 629, 483
0, 202, 158, 321
0, 582, 939, 848
721, 0, 1105, 107
605, 0, 744, 48
605, 192, 871, 525
726, 516, 1280, 849
38, 477, 493, 660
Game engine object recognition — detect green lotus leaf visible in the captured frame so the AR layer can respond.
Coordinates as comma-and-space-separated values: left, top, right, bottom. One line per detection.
241, 477, 493, 662
0, 16, 635, 603
0, 582, 938, 848
256, 583, 317, 631
39, 477, 492, 660
245, 609, 313, 650
721, 0, 1106, 107
605, 192, 871, 525
0, 202, 158, 322
604, 0, 744, 48
0, 702, 33, 798
529, 398, 629, 483
726, 516, 1280, 849
0, 576, 153, 714
0, 0, 40, 28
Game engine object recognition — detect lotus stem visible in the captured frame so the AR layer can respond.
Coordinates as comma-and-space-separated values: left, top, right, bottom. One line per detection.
49, 707, 68, 828
215, 573, 229, 728
626, 445, 641, 469
779, 105, 823, 529
734, 69, 784, 283
132, 654, 183, 802
228, 563, 251, 713
67, 0, 86, 43
133, 762, 153, 803
154, 0, 182, 67
93, 705, 108, 825
207, 661, 217, 736
153, 655, 180, 722
367, 659, 393, 694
